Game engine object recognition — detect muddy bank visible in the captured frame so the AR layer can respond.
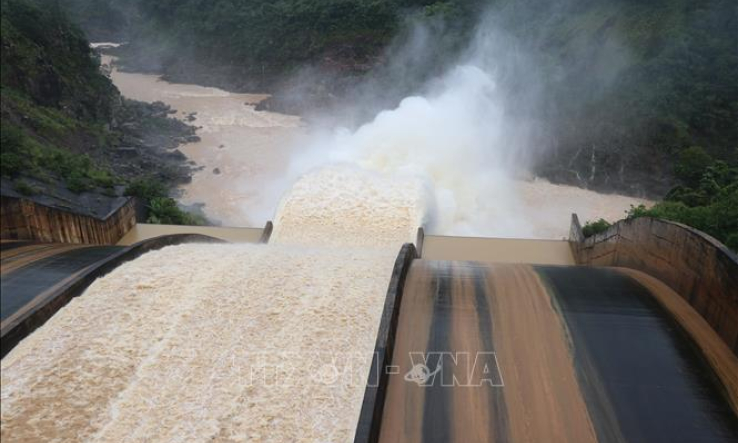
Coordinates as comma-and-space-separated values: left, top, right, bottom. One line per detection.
101, 52, 305, 226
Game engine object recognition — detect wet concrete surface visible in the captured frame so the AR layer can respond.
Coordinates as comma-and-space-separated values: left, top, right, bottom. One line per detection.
421, 236, 574, 264
1, 243, 122, 322
538, 266, 738, 442
378, 260, 738, 442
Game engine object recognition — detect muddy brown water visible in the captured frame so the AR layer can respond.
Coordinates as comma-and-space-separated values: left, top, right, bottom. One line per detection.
102, 54, 305, 226
102, 51, 650, 238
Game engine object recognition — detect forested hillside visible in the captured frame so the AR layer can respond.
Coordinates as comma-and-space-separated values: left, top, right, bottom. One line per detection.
1, 0, 200, 222
1, 0, 120, 192
53, 0, 737, 198
8, 0, 738, 240
103, 0, 482, 92
507, 0, 738, 195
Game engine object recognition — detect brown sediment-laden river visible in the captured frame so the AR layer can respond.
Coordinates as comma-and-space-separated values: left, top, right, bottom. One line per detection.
99, 46, 649, 238
101, 50, 304, 226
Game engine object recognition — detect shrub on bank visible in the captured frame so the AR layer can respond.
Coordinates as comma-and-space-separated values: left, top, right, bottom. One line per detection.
146, 197, 205, 226
626, 147, 738, 251
125, 177, 205, 226
582, 218, 612, 238
1, 119, 117, 193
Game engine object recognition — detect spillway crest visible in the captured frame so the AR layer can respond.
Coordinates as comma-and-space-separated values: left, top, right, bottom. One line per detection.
1, 165, 427, 442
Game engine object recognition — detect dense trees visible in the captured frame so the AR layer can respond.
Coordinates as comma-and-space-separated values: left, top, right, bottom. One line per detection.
1, 0, 119, 190
627, 147, 737, 250
1, 0, 116, 119
504, 0, 738, 195
5, 0, 737, 235
584, 146, 738, 250
51, 0, 736, 198
1, 0, 200, 224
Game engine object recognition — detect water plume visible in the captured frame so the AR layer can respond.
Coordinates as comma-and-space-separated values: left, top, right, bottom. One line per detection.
278, 39, 538, 238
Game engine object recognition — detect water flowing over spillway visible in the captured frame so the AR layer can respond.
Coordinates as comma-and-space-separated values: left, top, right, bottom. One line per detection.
0, 166, 428, 442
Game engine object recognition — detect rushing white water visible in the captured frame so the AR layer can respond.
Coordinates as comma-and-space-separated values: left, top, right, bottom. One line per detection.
271, 165, 430, 248
282, 65, 652, 239
1, 164, 428, 442
0, 245, 398, 442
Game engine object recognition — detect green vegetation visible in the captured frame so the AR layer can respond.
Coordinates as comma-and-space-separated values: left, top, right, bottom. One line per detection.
627, 147, 738, 251
13, 179, 39, 196
582, 218, 612, 238
58, 0, 482, 85
146, 198, 206, 226
54, 0, 736, 196
124, 177, 168, 201
1, 119, 116, 192
1, 0, 116, 119
6, 0, 736, 234
53, 0, 136, 41
1, 0, 120, 193
492, 0, 737, 196
1, 0, 202, 226
125, 178, 205, 226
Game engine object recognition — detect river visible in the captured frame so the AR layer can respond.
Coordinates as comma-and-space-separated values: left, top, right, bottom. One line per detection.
100, 50, 650, 238
102, 52, 304, 226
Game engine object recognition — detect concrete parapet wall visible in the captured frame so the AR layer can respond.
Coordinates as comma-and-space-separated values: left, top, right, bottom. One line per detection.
569, 214, 738, 354
355, 243, 418, 443
1, 196, 136, 245
116, 221, 270, 245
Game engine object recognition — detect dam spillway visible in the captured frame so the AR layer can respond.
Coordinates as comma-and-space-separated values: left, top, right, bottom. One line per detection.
376, 262, 737, 442
1, 167, 737, 442
2, 243, 399, 441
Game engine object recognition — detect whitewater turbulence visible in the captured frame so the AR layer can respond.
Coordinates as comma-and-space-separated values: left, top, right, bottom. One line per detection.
281, 65, 538, 238
0, 166, 428, 442
272, 165, 430, 248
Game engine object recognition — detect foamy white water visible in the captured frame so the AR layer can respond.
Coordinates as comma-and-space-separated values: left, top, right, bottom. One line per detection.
272, 165, 430, 248
0, 40, 658, 441
280, 65, 651, 239
1, 164, 428, 442
1, 244, 398, 442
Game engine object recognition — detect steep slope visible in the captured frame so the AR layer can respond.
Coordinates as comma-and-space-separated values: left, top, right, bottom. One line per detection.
1, 0, 198, 220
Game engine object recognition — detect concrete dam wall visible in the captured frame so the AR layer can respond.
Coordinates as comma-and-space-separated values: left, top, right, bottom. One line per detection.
569, 214, 738, 354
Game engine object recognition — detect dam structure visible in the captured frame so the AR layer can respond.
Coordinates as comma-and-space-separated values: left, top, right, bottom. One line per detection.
1, 166, 737, 442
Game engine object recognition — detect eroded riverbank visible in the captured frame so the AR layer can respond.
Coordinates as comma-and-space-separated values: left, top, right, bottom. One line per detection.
103, 54, 305, 226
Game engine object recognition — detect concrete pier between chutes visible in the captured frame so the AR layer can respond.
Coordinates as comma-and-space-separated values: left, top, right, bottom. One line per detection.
421, 235, 575, 265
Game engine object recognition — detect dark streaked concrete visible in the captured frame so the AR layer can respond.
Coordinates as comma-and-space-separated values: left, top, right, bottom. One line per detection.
569, 214, 738, 354
1, 245, 121, 321
538, 266, 738, 443
369, 261, 738, 443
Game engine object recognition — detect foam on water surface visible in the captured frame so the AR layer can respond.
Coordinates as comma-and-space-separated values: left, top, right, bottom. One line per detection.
272, 165, 430, 248
1, 165, 424, 442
